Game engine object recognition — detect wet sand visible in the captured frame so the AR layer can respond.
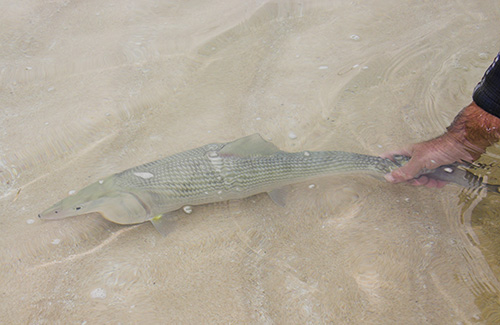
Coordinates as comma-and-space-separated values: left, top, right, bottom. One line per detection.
2, 0, 500, 323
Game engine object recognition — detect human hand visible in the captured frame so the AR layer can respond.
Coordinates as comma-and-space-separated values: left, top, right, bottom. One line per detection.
382, 102, 500, 188
382, 134, 475, 188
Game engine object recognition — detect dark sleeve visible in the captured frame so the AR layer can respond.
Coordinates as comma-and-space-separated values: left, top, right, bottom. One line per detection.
473, 52, 500, 118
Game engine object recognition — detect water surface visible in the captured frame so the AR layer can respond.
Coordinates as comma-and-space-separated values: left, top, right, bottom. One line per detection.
2, 0, 500, 323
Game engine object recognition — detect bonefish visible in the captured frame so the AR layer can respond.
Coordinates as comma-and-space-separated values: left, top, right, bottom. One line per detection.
39, 134, 495, 235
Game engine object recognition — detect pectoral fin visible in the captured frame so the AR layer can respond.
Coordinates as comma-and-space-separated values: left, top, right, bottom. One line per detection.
90, 192, 149, 225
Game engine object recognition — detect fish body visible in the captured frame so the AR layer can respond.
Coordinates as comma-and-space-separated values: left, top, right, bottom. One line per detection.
39, 134, 495, 233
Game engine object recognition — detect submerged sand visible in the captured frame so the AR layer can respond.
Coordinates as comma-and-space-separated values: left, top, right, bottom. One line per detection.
2, 0, 500, 323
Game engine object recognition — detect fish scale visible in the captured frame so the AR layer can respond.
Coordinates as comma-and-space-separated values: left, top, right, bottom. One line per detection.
39, 133, 497, 235
112, 145, 399, 212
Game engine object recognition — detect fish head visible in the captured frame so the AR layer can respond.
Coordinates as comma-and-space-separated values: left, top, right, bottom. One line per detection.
39, 177, 150, 225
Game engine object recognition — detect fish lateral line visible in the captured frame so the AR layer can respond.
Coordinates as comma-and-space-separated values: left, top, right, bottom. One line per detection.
38, 134, 498, 235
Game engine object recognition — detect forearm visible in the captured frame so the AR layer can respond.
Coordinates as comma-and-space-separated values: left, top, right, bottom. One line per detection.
446, 102, 500, 160
453, 51, 500, 159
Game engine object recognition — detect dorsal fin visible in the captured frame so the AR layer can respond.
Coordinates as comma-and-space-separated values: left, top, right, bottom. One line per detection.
219, 134, 280, 157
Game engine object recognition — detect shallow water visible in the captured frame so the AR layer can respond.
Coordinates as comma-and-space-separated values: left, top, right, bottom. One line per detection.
2, 0, 500, 323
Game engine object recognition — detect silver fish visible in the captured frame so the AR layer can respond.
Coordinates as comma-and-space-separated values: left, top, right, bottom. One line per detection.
38, 134, 496, 234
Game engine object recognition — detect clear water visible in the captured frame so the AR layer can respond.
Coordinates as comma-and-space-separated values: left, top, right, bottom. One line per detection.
2, 0, 500, 323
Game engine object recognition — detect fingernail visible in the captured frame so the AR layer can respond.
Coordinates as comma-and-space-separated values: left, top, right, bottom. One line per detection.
384, 174, 395, 183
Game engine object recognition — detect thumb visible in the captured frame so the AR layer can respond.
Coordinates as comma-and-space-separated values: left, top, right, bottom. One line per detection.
385, 157, 424, 183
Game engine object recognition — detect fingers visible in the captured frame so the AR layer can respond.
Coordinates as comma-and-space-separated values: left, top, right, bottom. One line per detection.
382, 135, 468, 188
382, 146, 416, 183
385, 172, 448, 188
385, 156, 425, 183
408, 176, 428, 186
410, 176, 448, 188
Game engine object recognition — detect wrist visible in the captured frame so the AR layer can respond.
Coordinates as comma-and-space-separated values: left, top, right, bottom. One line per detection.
446, 101, 500, 159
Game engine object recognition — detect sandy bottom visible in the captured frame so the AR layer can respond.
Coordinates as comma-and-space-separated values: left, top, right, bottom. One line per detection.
2, 0, 500, 323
